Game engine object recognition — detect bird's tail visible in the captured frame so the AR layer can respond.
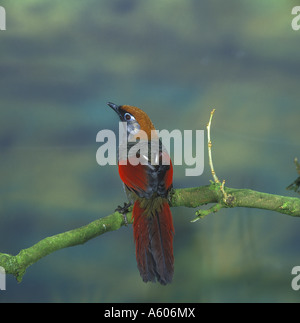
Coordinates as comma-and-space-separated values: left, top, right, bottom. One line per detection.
132, 198, 174, 285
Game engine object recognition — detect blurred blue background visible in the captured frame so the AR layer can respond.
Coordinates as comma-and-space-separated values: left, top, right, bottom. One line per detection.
0, 0, 300, 302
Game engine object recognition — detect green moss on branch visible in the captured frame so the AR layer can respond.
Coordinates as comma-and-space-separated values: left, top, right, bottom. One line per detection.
0, 184, 299, 282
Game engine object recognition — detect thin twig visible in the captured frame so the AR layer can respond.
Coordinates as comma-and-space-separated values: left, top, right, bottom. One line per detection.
206, 110, 228, 202
191, 203, 223, 222
207, 109, 219, 183
295, 157, 300, 175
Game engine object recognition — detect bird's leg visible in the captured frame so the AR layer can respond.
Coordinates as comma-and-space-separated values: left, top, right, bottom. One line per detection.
115, 202, 132, 225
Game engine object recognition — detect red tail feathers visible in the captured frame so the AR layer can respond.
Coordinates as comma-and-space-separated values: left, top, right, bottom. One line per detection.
132, 199, 174, 285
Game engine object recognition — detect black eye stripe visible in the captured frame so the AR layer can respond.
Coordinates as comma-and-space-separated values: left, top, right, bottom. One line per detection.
116, 107, 134, 122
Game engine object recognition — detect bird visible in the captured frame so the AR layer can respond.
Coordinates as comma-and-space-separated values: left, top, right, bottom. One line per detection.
107, 102, 174, 285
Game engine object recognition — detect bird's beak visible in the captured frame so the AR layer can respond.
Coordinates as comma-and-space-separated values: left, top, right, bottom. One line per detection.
107, 102, 122, 118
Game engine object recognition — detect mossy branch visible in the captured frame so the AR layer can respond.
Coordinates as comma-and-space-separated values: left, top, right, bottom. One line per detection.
1, 109, 299, 282
0, 184, 299, 282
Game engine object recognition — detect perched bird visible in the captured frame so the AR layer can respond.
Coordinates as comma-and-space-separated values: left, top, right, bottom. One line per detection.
108, 102, 174, 285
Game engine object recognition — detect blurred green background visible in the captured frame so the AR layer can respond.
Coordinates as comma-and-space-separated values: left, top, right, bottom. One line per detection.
0, 0, 300, 303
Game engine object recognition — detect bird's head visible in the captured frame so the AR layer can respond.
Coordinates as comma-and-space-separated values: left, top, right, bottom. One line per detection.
107, 102, 157, 140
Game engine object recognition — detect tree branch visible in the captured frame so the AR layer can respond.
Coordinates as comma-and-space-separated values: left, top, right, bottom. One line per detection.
1, 110, 299, 282
1, 184, 299, 282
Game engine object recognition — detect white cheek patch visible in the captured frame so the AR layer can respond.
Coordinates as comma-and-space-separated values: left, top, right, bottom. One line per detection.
127, 122, 141, 142
127, 122, 140, 135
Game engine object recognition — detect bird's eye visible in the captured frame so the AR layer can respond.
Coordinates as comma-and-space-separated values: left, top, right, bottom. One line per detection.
124, 113, 132, 121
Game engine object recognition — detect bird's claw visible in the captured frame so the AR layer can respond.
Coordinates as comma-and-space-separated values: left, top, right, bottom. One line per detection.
115, 202, 132, 226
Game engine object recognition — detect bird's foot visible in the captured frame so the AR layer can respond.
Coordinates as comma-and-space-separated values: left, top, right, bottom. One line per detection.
115, 202, 132, 226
